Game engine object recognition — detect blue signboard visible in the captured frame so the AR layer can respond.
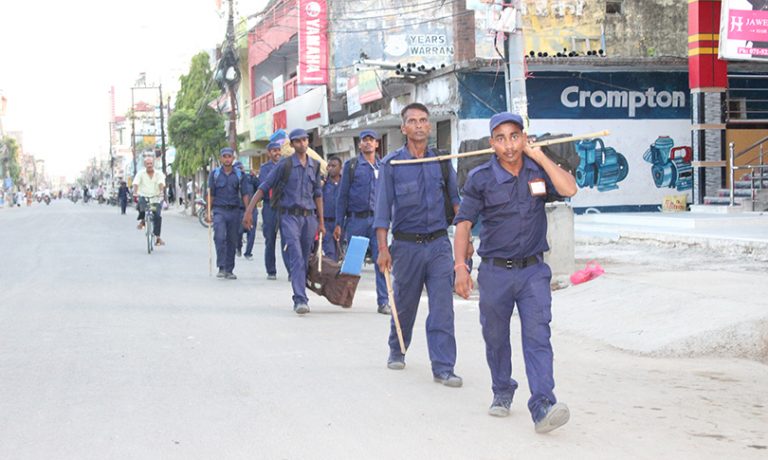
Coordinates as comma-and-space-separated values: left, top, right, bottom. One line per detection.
526, 71, 690, 120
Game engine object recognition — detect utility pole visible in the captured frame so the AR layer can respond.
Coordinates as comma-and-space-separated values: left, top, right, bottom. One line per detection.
159, 84, 167, 175
130, 88, 137, 177
224, 0, 239, 153
506, 3, 527, 120
108, 122, 114, 184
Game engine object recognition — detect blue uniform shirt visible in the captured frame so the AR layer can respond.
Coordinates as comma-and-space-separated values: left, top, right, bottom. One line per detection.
454, 155, 562, 259
258, 155, 322, 210
323, 178, 340, 221
336, 153, 379, 225
208, 168, 246, 208
259, 161, 278, 203
374, 145, 460, 234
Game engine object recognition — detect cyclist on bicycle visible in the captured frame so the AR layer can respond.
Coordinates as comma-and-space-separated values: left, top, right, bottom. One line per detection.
133, 155, 166, 246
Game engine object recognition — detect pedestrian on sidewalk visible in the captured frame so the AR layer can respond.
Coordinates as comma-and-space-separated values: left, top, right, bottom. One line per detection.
374, 102, 465, 387
243, 128, 324, 315
258, 141, 291, 280
209, 147, 249, 280
453, 112, 577, 433
334, 129, 390, 315
321, 156, 341, 261
118, 181, 129, 214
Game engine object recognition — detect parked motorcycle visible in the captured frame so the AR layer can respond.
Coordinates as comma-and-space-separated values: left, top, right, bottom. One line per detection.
196, 198, 211, 228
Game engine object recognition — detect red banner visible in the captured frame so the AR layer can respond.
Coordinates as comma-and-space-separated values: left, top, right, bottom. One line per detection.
298, 0, 328, 85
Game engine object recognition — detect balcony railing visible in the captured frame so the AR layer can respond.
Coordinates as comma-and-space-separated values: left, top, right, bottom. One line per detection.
251, 76, 300, 117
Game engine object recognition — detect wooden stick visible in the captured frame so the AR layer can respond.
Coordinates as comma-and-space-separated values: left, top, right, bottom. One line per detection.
384, 268, 407, 355
207, 186, 213, 276
390, 130, 611, 165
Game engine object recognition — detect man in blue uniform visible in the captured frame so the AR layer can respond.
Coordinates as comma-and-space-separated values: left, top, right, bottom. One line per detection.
259, 142, 290, 280
321, 156, 342, 261
243, 129, 324, 314
209, 147, 249, 280
374, 102, 466, 387
241, 163, 260, 260
234, 161, 249, 258
453, 112, 577, 433
334, 129, 391, 315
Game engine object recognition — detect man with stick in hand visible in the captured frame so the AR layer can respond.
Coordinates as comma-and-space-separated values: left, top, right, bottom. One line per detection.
374, 102, 468, 387
243, 129, 324, 315
453, 112, 577, 433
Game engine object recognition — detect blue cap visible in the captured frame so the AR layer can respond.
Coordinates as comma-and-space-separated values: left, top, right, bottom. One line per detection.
270, 129, 287, 142
220, 147, 235, 156
233, 161, 243, 168
359, 129, 379, 140
267, 142, 282, 150
489, 112, 524, 134
289, 128, 309, 141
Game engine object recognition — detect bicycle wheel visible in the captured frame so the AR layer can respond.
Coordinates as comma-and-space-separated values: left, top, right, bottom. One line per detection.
146, 211, 154, 254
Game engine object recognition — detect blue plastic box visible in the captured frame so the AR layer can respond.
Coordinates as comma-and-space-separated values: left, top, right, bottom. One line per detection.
340, 236, 369, 275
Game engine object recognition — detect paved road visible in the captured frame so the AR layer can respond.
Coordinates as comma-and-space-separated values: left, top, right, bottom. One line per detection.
1, 201, 766, 459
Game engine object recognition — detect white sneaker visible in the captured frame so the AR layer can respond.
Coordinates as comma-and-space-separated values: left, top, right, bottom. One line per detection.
534, 402, 570, 434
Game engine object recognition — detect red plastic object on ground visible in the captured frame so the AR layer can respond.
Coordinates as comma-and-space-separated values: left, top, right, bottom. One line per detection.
570, 261, 605, 285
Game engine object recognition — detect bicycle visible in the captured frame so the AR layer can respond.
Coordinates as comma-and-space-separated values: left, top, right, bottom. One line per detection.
138, 196, 161, 254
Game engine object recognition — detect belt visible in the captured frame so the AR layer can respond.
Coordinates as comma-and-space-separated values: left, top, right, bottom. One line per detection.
213, 204, 239, 210
324, 217, 336, 222
393, 229, 448, 244
483, 255, 541, 269
347, 210, 374, 218
281, 207, 315, 217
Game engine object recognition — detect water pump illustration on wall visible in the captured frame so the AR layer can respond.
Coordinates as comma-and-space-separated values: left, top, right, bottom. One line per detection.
642, 136, 693, 191
574, 138, 629, 192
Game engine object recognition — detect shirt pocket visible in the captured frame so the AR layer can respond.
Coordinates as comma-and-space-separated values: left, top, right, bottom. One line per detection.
394, 180, 420, 208
483, 189, 510, 209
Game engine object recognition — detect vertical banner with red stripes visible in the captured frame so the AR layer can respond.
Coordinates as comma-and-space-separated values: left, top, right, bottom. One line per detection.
298, 0, 328, 85
689, 0, 729, 88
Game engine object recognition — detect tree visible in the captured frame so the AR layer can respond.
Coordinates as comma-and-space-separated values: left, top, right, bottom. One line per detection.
168, 51, 227, 210
1, 136, 21, 186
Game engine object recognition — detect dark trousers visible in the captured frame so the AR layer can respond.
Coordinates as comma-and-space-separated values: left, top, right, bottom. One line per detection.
243, 208, 258, 256
322, 219, 337, 261
137, 198, 162, 237
345, 215, 387, 306
477, 260, 556, 422
261, 203, 290, 276
119, 198, 127, 214
389, 236, 456, 376
280, 213, 318, 305
213, 207, 240, 272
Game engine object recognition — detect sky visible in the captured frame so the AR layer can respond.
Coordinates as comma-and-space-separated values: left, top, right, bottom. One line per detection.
0, 0, 267, 182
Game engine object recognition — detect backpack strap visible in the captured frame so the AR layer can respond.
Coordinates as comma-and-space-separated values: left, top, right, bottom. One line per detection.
439, 158, 455, 226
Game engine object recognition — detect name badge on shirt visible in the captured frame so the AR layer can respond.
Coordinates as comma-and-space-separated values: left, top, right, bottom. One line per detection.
528, 179, 547, 197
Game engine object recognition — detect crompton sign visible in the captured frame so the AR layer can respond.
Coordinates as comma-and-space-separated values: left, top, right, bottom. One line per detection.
298, 0, 328, 84
528, 72, 690, 119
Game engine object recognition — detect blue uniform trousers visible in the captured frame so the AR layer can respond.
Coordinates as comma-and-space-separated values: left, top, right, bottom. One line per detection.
280, 214, 318, 305
261, 203, 290, 276
477, 260, 556, 422
243, 208, 258, 257
213, 207, 241, 272
346, 216, 387, 306
389, 236, 456, 375
322, 219, 337, 261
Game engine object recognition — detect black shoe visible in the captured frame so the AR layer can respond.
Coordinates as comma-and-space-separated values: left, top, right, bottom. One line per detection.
224, 272, 237, 280
377, 304, 391, 315
216, 269, 226, 278
236, 249, 242, 257
244, 254, 253, 260
488, 395, 512, 417
433, 371, 463, 388
387, 354, 405, 370
267, 274, 277, 280
293, 303, 309, 315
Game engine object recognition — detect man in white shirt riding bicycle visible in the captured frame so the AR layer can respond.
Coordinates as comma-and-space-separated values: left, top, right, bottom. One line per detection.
133, 156, 166, 246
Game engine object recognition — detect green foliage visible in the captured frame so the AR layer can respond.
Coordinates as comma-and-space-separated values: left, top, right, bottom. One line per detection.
169, 51, 226, 177
1, 136, 21, 184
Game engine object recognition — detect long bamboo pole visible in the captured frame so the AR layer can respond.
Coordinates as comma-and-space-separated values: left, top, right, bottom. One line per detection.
390, 130, 610, 165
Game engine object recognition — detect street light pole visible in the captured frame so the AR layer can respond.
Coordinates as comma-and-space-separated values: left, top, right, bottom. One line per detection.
159, 84, 167, 175
130, 88, 136, 177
